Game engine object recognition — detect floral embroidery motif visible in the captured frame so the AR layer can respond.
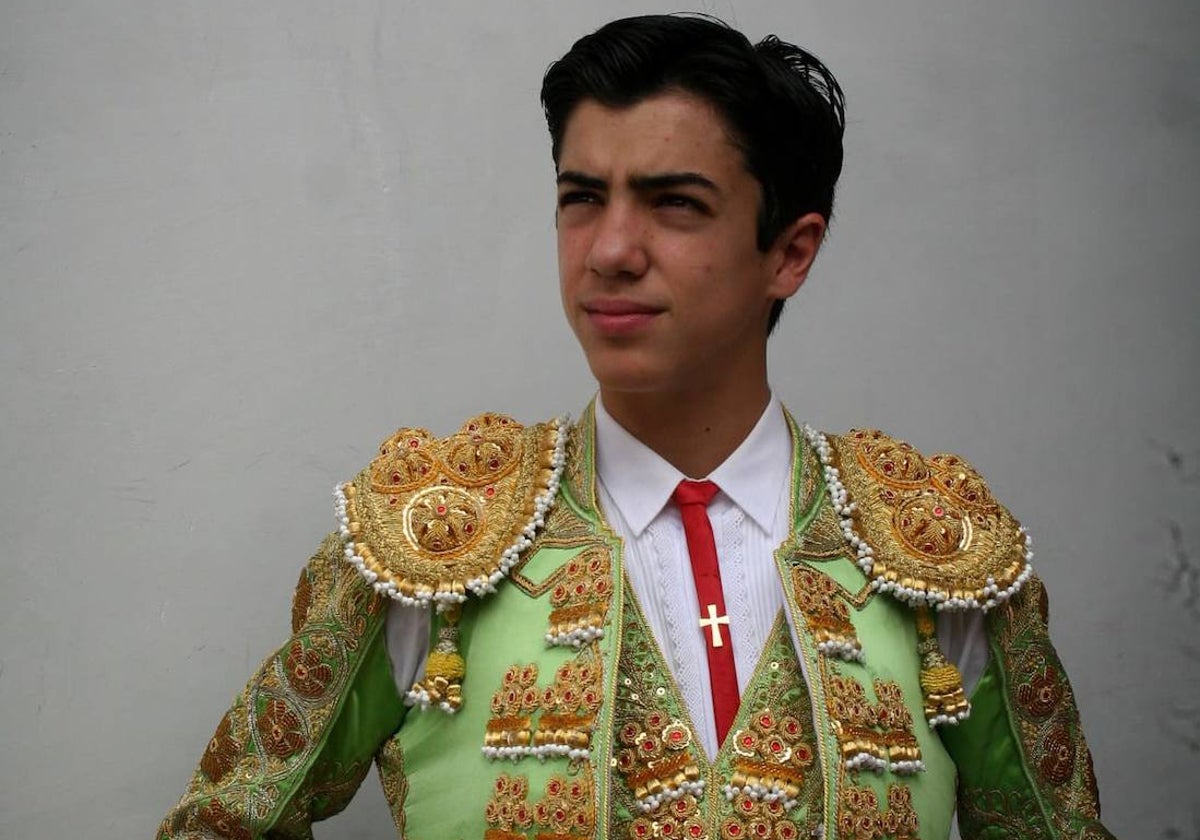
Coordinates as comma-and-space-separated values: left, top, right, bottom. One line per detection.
546, 547, 612, 647
485, 774, 536, 840
533, 772, 597, 839
955, 788, 1052, 840
615, 711, 705, 814
255, 696, 308, 760
483, 771, 596, 840
792, 566, 863, 662
724, 709, 815, 810
1016, 663, 1065, 720
824, 670, 923, 775
200, 712, 241, 783
196, 798, 254, 840
719, 795, 802, 840
1036, 725, 1076, 786
482, 656, 604, 762
629, 796, 705, 840
442, 415, 525, 486
536, 657, 604, 761
284, 638, 336, 698
405, 485, 484, 554
837, 784, 919, 840
484, 665, 541, 760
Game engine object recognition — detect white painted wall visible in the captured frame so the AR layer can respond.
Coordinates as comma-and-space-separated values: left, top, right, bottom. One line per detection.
2, 2, 1196, 836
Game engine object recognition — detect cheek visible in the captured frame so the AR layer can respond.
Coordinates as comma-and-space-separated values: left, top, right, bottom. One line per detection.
557, 229, 588, 277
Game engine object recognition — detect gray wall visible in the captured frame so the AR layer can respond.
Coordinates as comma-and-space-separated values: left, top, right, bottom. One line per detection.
2, 2, 1196, 837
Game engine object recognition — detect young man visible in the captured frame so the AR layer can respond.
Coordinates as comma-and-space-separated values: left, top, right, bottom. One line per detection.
160, 15, 1113, 838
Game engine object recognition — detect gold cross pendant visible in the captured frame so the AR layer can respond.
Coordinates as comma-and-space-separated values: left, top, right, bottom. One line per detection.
699, 603, 730, 647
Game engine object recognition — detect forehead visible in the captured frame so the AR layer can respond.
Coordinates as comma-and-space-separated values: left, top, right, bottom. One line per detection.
557, 92, 747, 180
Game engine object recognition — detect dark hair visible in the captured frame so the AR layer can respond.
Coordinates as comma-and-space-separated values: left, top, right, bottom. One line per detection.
541, 14, 846, 332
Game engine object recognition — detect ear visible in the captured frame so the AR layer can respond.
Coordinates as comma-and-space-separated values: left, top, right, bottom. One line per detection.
765, 212, 827, 302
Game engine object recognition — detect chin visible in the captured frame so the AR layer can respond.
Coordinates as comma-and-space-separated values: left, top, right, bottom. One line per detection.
585, 356, 690, 397
584, 356, 666, 395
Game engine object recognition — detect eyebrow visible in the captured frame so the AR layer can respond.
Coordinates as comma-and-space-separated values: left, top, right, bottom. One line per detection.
556, 170, 721, 195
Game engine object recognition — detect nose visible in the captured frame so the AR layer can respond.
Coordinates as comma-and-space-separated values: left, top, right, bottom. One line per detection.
584, 202, 649, 279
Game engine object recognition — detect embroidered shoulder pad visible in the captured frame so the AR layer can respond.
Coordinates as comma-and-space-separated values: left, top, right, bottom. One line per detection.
334, 412, 568, 609
804, 427, 1033, 612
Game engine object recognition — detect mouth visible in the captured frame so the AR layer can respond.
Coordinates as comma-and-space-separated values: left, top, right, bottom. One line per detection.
582, 299, 664, 336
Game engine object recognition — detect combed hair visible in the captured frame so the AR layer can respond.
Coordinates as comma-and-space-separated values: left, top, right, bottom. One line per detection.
541, 14, 846, 332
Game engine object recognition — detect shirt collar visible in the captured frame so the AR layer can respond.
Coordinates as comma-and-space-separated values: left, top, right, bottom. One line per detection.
593, 392, 792, 537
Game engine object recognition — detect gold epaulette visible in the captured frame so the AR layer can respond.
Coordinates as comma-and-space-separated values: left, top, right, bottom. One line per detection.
333, 412, 568, 713
804, 427, 1033, 613
335, 412, 568, 608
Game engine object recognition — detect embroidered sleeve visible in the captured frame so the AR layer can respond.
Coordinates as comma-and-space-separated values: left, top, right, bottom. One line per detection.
939, 575, 1115, 839
157, 533, 406, 839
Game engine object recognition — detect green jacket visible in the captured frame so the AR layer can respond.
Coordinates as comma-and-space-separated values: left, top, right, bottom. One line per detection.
159, 409, 1113, 839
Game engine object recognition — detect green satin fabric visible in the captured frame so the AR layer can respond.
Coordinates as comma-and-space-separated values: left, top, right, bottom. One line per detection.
939, 661, 1034, 809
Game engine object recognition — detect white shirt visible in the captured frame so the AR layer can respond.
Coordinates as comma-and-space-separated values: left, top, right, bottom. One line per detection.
594, 394, 793, 758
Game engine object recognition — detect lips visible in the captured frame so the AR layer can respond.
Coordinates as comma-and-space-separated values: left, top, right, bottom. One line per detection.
582, 298, 663, 336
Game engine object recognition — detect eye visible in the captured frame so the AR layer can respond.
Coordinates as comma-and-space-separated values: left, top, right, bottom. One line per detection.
557, 190, 601, 209
654, 193, 709, 214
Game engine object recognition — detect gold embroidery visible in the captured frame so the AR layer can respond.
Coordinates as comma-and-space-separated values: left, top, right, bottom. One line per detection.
283, 635, 338, 699
988, 577, 1108, 832
485, 774, 535, 840
196, 798, 254, 840
159, 535, 387, 839
405, 485, 484, 554
796, 498, 846, 559
792, 566, 863, 662
1036, 725, 1076, 786
291, 566, 313, 634
483, 655, 605, 762
824, 669, 923, 775
537, 501, 597, 547
200, 712, 241, 784
532, 770, 597, 839
615, 711, 705, 810
376, 736, 409, 837
612, 586, 823, 840
255, 696, 308, 760
341, 414, 564, 605
726, 709, 815, 807
563, 412, 594, 515
837, 783, 919, 840
830, 429, 1028, 608
485, 664, 541, 759
546, 547, 612, 647
535, 656, 604, 760
484, 771, 596, 840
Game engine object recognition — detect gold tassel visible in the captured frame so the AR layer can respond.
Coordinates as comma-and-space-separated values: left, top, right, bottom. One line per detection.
408, 603, 465, 713
915, 606, 970, 727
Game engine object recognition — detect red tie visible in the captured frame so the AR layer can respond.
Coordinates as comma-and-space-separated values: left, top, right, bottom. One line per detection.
672, 479, 740, 745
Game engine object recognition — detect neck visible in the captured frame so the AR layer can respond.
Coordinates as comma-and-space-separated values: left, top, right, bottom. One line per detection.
599, 379, 771, 478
